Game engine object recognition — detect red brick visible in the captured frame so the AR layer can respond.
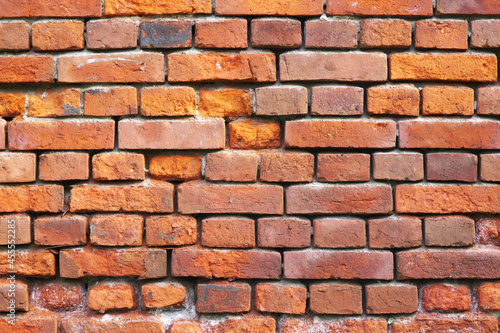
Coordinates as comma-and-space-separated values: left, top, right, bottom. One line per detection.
280, 52, 387, 81
0, 214, 30, 245
437, 0, 500, 14
427, 153, 478, 182
0, 119, 5, 150
366, 285, 418, 314
477, 218, 500, 245
260, 152, 314, 182
171, 248, 281, 279
197, 282, 251, 313
368, 216, 422, 249
256, 283, 306, 314
28, 88, 81, 117
392, 314, 498, 333
59, 315, 164, 333
0, 0, 101, 17
399, 120, 500, 149
119, 119, 225, 150
0, 185, 63, 213
0, 249, 56, 277
140, 87, 195, 116
317, 153, 370, 182
140, 20, 192, 49
0, 56, 54, 83
305, 20, 357, 49
284, 250, 393, 280
360, 19, 412, 48
60, 247, 166, 279
71, 181, 173, 213
105, 0, 211, 15
314, 218, 365, 249
0, 153, 35, 183
229, 120, 281, 149
367, 84, 420, 116
252, 19, 301, 48
32, 281, 85, 311
58, 53, 165, 83
0, 92, 25, 117
199, 89, 253, 117
281, 318, 387, 333
0, 22, 29, 51
327, 0, 433, 16
87, 19, 138, 49
178, 182, 283, 214
90, 214, 143, 246
311, 86, 364, 116
149, 154, 202, 181
39, 152, 89, 181
478, 86, 500, 115
424, 216, 475, 247
471, 20, 500, 48
390, 53, 497, 82
0, 311, 57, 333
0, 279, 28, 311
310, 284, 362, 314
258, 217, 310, 248
84, 87, 138, 116
170, 316, 276, 333
215, 0, 322, 15
422, 284, 471, 312
32, 21, 84, 51
373, 152, 424, 181
286, 120, 396, 148
145, 215, 197, 246
88, 283, 135, 313
34, 215, 87, 246
202, 218, 255, 248
168, 53, 276, 82
205, 151, 258, 182
415, 20, 468, 50
287, 184, 393, 214
397, 249, 500, 279
195, 19, 248, 49
9, 119, 114, 150
481, 154, 500, 181
478, 283, 500, 311
422, 86, 475, 115
142, 282, 186, 309
93, 153, 145, 181
255, 86, 308, 116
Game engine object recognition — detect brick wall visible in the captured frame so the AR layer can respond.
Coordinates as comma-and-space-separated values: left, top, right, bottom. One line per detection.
0, 0, 499, 332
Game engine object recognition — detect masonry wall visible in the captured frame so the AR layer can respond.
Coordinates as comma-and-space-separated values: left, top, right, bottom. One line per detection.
0, 0, 500, 332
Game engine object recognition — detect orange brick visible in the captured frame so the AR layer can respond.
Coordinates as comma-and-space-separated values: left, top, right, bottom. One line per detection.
84, 87, 137, 116
366, 285, 418, 314
281, 318, 387, 333
149, 154, 202, 181
195, 19, 248, 49
478, 283, 500, 311
360, 19, 412, 48
258, 217, 311, 248
28, 88, 81, 117
0, 279, 28, 311
142, 282, 186, 309
317, 153, 370, 182
0, 214, 31, 245
260, 152, 314, 182
0, 92, 25, 117
251, 18, 302, 49
327, 0, 433, 16
202, 218, 255, 248
88, 283, 135, 313
0, 249, 56, 276
145, 215, 197, 246
0, 185, 63, 213
313, 218, 365, 249
32, 21, 84, 51
33, 281, 85, 311
59, 316, 164, 333
481, 154, 500, 182
90, 214, 143, 246
34, 215, 87, 246
39, 152, 89, 181
310, 284, 362, 314
205, 151, 258, 182
392, 314, 497, 333
92, 153, 145, 181
140, 87, 195, 116
415, 20, 468, 50
197, 282, 251, 313
255, 283, 307, 314
422, 284, 471, 312
229, 120, 281, 149
0, 22, 29, 51
105, 0, 212, 15
0, 0, 102, 17
373, 152, 424, 181
215, 0, 323, 15
367, 84, 420, 116
87, 19, 138, 49
0, 56, 54, 83
199, 89, 253, 117
0, 153, 35, 183
422, 86, 474, 115
305, 20, 358, 49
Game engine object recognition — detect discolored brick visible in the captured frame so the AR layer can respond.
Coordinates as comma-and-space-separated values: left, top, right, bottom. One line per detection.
310, 284, 362, 314
427, 153, 478, 182
142, 282, 186, 309
327, 0, 433, 16
281, 318, 387, 333
229, 120, 281, 149
93, 153, 145, 181
255, 86, 308, 116
0, 279, 28, 311
90, 214, 143, 246
317, 153, 370, 182
392, 314, 498, 333
197, 282, 251, 313
311, 86, 363, 116
0, 92, 25, 117
478, 283, 500, 311
145, 215, 197, 246
258, 217, 310, 248
437, 0, 500, 14
34, 215, 87, 246
140, 87, 195, 116
28, 88, 81, 117
252, 19, 301, 48
260, 152, 314, 182
205, 151, 258, 182
140, 20, 192, 49
305, 20, 357, 49
84, 87, 137, 116
0, 153, 35, 183
0, 214, 30, 245
478, 86, 500, 115
149, 154, 202, 181
373, 153, 424, 181
255, 283, 307, 314
368, 216, 422, 249
360, 19, 412, 48
0, 249, 56, 277
314, 218, 365, 249
481, 154, 500, 181
87, 19, 138, 49
424, 216, 475, 247
32, 281, 85, 311
199, 89, 253, 117
202, 218, 255, 248
39, 152, 89, 181
471, 20, 500, 48
422, 284, 471, 312
366, 284, 418, 314
88, 283, 135, 313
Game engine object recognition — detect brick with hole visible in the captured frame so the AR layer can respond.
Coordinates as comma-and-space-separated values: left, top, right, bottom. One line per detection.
251, 18, 301, 49
255, 283, 307, 314
260, 152, 314, 182
0, 214, 30, 245
0, 92, 25, 117
471, 20, 500, 48
427, 153, 478, 183
327, 0, 433, 16
366, 284, 418, 314
229, 120, 281, 149
255, 86, 308, 116
0, 279, 28, 311
92, 153, 145, 181
0, 249, 56, 277
305, 20, 357, 49
314, 218, 365, 249
0, 22, 29, 51
415, 20, 468, 50
477, 218, 500, 245
281, 318, 387, 333
202, 218, 255, 248
195, 19, 248, 49
105, 0, 211, 15
0, 153, 35, 183
422, 284, 471, 312
481, 154, 500, 181
437, 0, 500, 14
368, 216, 422, 249
0, 56, 54, 83
478, 283, 500, 311
145, 215, 197, 246
360, 19, 412, 48
28, 88, 81, 117
367, 84, 420, 116
141, 86, 195, 117
205, 151, 258, 182
32, 21, 84, 51
373, 153, 424, 181
149, 154, 202, 181
88, 283, 135, 313
0, 185, 63, 213
422, 86, 474, 116
34, 215, 87, 247
311, 86, 364, 116
142, 282, 186, 309
84, 87, 138, 116
258, 217, 310, 248
39, 152, 89, 181
310, 284, 362, 314
424, 216, 475, 247
32, 281, 85, 312
140, 20, 192, 49
90, 214, 143, 246
197, 282, 251, 313
317, 153, 370, 182
478, 86, 500, 115
199, 89, 253, 117
87, 19, 138, 49
392, 314, 498, 333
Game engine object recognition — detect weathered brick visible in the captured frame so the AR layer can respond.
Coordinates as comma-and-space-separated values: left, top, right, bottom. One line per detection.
478, 86, 500, 115
84, 87, 138, 116
305, 20, 357, 49
360, 19, 412, 48
437, 0, 500, 14
32, 281, 85, 311
310, 284, 362, 314
366, 285, 418, 314
392, 314, 498, 333
311, 86, 364, 116
0, 92, 25, 117
34, 215, 87, 246
59, 315, 165, 333
396, 185, 500, 214
477, 218, 500, 245
368, 216, 422, 249
284, 250, 393, 279
140, 20, 192, 49
202, 218, 255, 248
28, 88, 81, 117
0, 153, 35, 183
39, 152, 89, 181
252, 19, 301, 48
427, 153, 478, 182
314, 218, 365, 249
93, 153, 145, 181
140, 86, 195, 116
70, 181, 173, 213
215, 0, 322, 15
281, 318, 387, 333
287, 184, 393, 214
168, 53, 276, 82
87, 19, 138, 49
229, 120, 281, 149
90, 214, 143, 246
258, 217, 310, 248
0, 279, 28, 311
367, 84, 420, 116
260, 152, 314, 182
58, 53, 165, 83
60, 247, 167, 279
390, 53, 497, 82
172, 248, 281, 279
0, 22, 29, 51
32, 21, 84, 51
88, 283, 135, 313
105, 0, 212, 15
481, 154, 500, 181
142, 282, 186, 309
0, 214, 30, 245
317, 153, 370, 182
399, 120, 500, 149
149, 154, 202, 181
285, 120, 396, 148
478, 283, 500, 311
119, 119, 225, 150
255, 86, 307, 116
327, 0, 433, 16
0, 185, 63, 213
195, 19, 247, 49
0, 0, 102, 17
422, 86, 475, 115
0, 119, 5, 150
373, 153, 424, 181
424, 216, 475, 247
0, 249, 56, 277
280, 53, 387, 81
471, 20, 500, 48
0, 56, 54, 83
145, 215, 197, 246
256, 283, 306, 314
199, 89, 253, 117
205, 151, 258, 182
0, 312, 57, 333
197, 282, 251, 313
178, 182, 283, 214
422, 284, 471, 312
170, 316, 276, 333
415, 20, 468, 50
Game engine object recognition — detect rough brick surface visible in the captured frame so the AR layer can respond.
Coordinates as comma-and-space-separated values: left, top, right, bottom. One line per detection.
424, 216, 475, 247
0, 56, 54, 83
199, 89, 253, 117
422, 86, 475, 115
471, 20, 500, 48
90, 214, 143, 246
202, 218, 255, 248
310, 284, 362, 314
92, 153, 145, 181
366, 284, 418, 314
360, 19, 412, 48
373, 153, 424, 181
32, 21, 84, 51
0, 153, 36, 183
146, 215, 197, 246
251, 19, 302, 49
142, 282, 186, 309
0, 22, 29, 51
0, 214, 30, 245
255, 283, 307, 314
229, 120, 281, 149
215, 0, 323, 15
422, 284, 471, 312
195, 19, 248, 49
205, 151, 258, 182
367, 84, 420, 116
39, 152, 89, 181
305, 20, 358, 49
368, 216, 422, 249
314, 218, 366, 248
260, 152, 314, 182
427, 153, 478, 182
28, 88, 81, 117
87, 19, 138, 49
88, 283, 135, 313
255, 86, 308, 116
311, 86, 364, 115
84, 87, 138, 116
481, 154, 500, 181
317, 153, 370, 182
415, 20, 468, 50
197, 282, 251, 313
478, 86, 500, 115
34, 215, 87, 246
258, 217, 310, 248
392, 314, 498, 333
327, 0, 433, 16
